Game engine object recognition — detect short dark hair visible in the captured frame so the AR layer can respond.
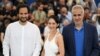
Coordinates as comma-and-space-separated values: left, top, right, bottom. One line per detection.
48, 15, 60, 24
84, 7, 90, 10
60, 5, 68, 11
17, 4, 30, 14
36, 2, 44, 9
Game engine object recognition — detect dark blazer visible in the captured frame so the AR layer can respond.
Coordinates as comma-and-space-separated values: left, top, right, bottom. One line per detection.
62, 22, 100, 56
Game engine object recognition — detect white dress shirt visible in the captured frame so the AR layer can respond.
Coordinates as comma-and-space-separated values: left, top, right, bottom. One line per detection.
3, 21, 41, 56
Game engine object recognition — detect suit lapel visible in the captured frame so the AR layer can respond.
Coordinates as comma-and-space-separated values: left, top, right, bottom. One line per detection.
69, 23, 76, 55
83, 23, 88, 56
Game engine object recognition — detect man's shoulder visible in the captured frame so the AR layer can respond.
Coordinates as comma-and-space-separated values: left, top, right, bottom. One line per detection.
83, 23, 98, 34
6, 21, 19, 30
8, 21, 18, 26
84, 22, 96, 29
28, 22, 39, 28
64, 23, 73, 29
62, 23, 73, 33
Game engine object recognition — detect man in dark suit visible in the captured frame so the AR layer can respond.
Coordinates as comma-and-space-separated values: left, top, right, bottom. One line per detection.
62, 5, 100, 56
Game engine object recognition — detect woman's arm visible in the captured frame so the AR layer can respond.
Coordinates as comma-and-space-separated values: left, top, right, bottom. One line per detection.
41, 48, 45, 56
1, 32, 4, 43
57, 34, 65, 56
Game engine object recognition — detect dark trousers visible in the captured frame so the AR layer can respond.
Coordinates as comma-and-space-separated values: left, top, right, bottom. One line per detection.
0, 52, 3, 56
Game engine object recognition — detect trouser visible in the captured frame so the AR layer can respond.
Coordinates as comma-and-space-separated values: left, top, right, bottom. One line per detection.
0, 52, 3, 56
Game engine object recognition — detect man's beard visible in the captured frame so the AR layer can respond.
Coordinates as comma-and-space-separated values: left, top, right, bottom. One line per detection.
19, 17, 27, 23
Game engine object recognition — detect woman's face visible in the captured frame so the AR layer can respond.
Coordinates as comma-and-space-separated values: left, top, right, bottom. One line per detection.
48, 18, 58, 31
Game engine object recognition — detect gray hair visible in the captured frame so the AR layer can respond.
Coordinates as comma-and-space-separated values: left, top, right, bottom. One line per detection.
72, 5, 84, 14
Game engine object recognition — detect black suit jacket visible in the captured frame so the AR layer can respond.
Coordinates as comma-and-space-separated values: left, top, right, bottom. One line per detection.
62, 22, 100, 56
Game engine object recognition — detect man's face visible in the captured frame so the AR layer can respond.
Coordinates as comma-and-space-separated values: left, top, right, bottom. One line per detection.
38, 4, 44, 11
61, 7, 67, 16
18, 7, 29, 23
72, 8, 84, 25
84, 9, 89, 14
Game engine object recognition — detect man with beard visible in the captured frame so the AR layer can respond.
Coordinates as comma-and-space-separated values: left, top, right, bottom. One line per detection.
3, 4, 42, 56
